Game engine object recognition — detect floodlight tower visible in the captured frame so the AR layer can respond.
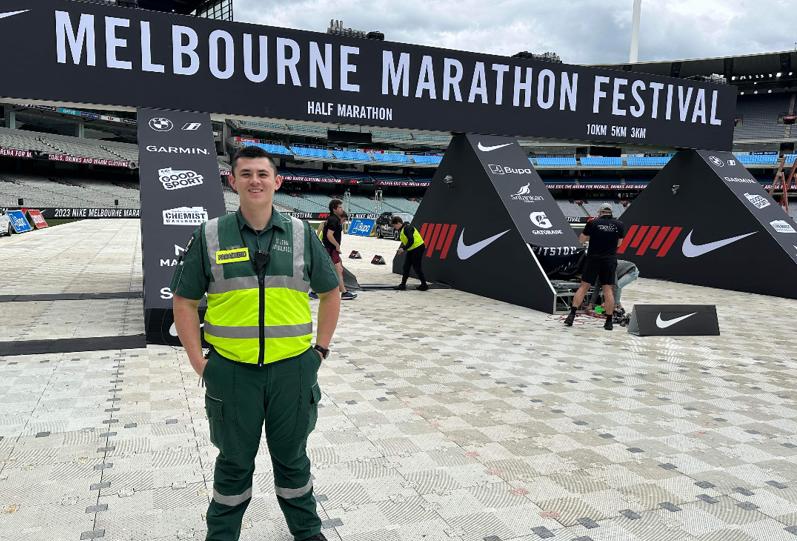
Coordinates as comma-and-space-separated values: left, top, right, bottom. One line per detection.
629, 0, 642, 63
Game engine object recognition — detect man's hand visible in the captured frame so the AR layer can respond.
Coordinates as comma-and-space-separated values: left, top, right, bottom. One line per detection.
397, 248, 405, 255
173, 295, 206, 376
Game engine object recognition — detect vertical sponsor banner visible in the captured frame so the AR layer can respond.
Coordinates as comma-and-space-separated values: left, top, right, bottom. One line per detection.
27, 209, 49, 229
6, 210, 33, 233
137, 108, 226, 344
618, 150, 797, 299
392, 134, 570, 314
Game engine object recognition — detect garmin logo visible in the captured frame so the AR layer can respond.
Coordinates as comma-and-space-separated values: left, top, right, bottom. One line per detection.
145, 145, 210, 155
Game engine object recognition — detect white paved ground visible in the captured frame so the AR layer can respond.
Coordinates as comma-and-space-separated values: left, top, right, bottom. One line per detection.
1, 220, 796, 541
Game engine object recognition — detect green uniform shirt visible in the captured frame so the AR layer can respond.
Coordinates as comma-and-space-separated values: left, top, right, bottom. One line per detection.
170, 208, 339, 300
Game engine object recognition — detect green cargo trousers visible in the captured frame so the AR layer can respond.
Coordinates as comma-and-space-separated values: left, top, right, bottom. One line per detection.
202, 347, 323, 541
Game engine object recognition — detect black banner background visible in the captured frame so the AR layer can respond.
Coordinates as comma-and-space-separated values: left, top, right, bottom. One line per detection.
0, 1, 736, 149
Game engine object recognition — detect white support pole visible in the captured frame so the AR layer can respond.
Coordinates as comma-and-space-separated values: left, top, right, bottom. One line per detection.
629, 0, 642, 63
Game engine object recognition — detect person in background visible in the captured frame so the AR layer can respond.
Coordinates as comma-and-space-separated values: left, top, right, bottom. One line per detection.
564, 203, 626, 330
322, 199, 357, 300
392, 215, 428, 291
587, 260, 639, 313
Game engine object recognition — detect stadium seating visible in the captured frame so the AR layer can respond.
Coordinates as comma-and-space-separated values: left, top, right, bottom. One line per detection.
290, 146, 334, 159
372, 152, 411, 164
580, 156, 623, 167
0, 127, 60, 153
625, 155, 672, 167
735, 153, 779, 165
0, 174, 140, 208
734, 94, 791, 141
40, 133, 121, 161
533, 156, 578, 167
784, 154, 797, 164
411, 155, 443, 165
330, 149, 371, 162
247, 142, 292, 156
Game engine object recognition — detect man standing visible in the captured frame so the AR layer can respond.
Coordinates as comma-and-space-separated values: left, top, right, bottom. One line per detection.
392, 215, 428, 291
323, 199, 357, 300
564, 203, 626, 330
171, 145, 341, 541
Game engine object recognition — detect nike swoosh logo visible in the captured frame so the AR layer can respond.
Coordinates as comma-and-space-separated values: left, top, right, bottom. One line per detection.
656, 312, 697, 329
681, 230, 756, 258
0, 10, 29, 20
456, 229, 510, 260
477, 142, 513, 152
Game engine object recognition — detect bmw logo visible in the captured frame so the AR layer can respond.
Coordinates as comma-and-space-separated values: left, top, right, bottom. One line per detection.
149, 117, 174, 132
708, 155, 725, 167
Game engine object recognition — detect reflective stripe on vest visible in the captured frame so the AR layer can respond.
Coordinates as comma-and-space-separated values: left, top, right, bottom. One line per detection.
202, 214, 312, 364
400, 225, 424, 251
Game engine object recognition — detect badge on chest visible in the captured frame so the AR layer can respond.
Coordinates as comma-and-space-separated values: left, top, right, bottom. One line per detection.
216, 247, 250, 264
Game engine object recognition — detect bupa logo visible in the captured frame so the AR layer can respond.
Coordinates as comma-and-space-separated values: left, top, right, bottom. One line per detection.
708, 156, 725, 167
149, 117, 173, 132
619, 225, 757, 258
488, 164, 504, 175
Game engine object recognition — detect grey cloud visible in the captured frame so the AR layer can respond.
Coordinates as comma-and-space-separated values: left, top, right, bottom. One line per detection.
233, 0, 793, 64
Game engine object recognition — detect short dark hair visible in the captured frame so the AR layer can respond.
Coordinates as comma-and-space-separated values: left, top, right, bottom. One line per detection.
391, 216, 404, 225
329, 199, 343, 212
232, 145, 278, 175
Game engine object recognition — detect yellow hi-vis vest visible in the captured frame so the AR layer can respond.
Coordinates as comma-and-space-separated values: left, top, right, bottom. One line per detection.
202, 214, 312, 365
399, 224, 424, 251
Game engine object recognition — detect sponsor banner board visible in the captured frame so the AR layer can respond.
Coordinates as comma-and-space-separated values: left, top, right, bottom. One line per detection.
27, 209, 49, 228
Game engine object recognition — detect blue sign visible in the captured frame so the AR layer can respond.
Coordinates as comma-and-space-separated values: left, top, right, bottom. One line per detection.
348, 219, 375, 237
7, 210, 32, 233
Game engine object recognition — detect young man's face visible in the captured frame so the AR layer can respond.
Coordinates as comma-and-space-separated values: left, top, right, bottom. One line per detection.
391, 221, 402, 230
333, 205, 344, 217
229, 158, 282, 206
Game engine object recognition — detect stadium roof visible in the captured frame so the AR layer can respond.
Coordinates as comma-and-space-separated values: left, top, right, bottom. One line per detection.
598, 50, 796, 80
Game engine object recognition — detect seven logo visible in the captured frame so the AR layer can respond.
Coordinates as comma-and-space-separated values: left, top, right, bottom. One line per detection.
511, 183, 544, 203
770, 220, 797, 234
159, 167, 204, 190
529, 211, 552, 229
708, 155, 725, 167
743, 192, 770, 210
148, 117, 174, 132
162, 206, 208, 226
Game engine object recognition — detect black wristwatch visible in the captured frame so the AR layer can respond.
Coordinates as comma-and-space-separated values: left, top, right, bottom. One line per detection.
313, 344, 330, 359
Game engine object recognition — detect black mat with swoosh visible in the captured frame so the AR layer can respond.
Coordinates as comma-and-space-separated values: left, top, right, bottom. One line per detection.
0, 334, 147, 356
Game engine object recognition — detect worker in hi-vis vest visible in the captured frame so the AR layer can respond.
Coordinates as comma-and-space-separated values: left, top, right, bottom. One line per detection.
392, 215, 428, 291
171, 145, 340, 541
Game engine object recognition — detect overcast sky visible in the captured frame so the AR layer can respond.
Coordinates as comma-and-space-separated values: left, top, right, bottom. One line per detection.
234, 0, 794, 65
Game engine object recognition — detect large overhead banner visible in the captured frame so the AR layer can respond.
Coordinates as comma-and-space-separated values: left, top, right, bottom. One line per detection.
0, 1, 735, 149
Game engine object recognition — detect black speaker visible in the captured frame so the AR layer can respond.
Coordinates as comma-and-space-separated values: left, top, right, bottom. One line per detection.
115, 199, 119, 206
17, 198, 23, 206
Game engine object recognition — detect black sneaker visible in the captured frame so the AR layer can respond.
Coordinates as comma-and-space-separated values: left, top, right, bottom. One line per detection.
341, 291, 358, 300
604, 317, 613, 331
416, 284, 429, 291
564, 312, 575, 327
395, 284, 406, 291
300, 534, 327, 541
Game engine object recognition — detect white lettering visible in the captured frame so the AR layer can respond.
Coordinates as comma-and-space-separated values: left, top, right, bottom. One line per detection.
276, 37, 301, 85
513, 66, 533, 107
140, 21, 164, 73
492, 63, 509, 106
468, 62, 488, 104
442, 58, 464, 102
709, 90, 722, 126
677, 85, 693, 121
309, 42, 332, 89
629, 80, 645, 118
415, 55, 436, 99
55, 11, 96, 66
537, 69, 555, 109
243, 34, 268, 83
172, 26, 199, 76
381, 51, 410, 97
560, 72, 578, 111
105, 17, 131, 70
649, 82, 664, 119
691, 88, 707, 124
340, 45, 360, 92
593, 75, 610, 113
209, 29, 235, 79
611, 77, 627, 116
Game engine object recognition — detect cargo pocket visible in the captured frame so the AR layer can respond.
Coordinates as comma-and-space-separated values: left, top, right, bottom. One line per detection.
205, 393, 228, 455
308, 383, 321, 434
